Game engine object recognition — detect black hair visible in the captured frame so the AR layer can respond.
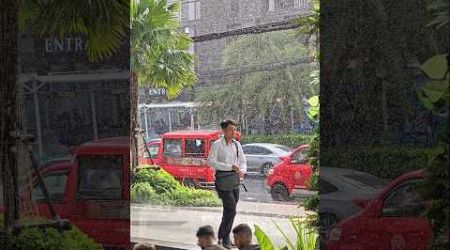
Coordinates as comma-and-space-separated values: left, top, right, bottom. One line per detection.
133, 242, 156, 250
196, 225, 215, 238
232, 224, 253, 240
220, 119, 237, 129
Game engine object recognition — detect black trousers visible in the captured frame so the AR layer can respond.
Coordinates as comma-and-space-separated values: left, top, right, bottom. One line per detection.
216, 187, 240, 244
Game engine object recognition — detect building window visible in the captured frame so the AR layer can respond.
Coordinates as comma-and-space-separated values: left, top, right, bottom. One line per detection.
268, 0, 299, 11
268, 0, 275, 11
276, 0, 295, 9
295, 0, 309, 9
184, 0, 201, 21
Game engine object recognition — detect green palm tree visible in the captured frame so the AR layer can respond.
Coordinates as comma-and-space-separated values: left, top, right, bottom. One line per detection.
130, 0, 196, 168
130, 0, 196, 97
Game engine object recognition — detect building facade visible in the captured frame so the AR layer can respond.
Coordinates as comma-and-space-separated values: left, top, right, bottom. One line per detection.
138, 0, 312, 136
19, 27, 130, 161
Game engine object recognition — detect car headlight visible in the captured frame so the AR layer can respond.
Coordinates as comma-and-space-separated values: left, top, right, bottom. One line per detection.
328, 228, 342, 241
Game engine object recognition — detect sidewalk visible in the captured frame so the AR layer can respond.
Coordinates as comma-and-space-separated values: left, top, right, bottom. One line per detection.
131, 201, 310, 249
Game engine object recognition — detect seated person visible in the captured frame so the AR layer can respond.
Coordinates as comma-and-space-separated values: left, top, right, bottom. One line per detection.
196, 225, 227, 250
232, 224, 261, 250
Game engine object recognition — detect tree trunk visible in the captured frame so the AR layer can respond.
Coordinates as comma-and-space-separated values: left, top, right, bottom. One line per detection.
1, 0, 19, 229
130, 70, 138, 169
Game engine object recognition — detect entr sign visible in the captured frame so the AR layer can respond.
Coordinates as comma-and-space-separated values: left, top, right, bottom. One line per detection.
149, 88, 166, 96
44, 37, 87, 53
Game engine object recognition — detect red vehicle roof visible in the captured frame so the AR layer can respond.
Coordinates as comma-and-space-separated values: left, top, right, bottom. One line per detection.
73, 137, 130, 155
162, 130, 241, 140
163, 130, 221, 137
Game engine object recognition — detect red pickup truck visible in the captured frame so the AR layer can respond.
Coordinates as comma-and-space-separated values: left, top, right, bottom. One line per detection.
21, 137, 131, 250
152, 130, 241, 188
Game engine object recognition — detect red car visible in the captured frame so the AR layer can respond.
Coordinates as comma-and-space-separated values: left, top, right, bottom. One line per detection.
266, 144, 312, 201
326, 170, 432, 250
19, 137, 131, 250
139, 139, 162, 166
156, 130, 241, 188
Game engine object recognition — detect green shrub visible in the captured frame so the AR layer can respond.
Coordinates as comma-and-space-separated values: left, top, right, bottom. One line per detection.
8, 227, 101, 250
321, 145, 434, 179
242, 134, 314, 148
131, 168, 221, 207
255, 218, 317, 250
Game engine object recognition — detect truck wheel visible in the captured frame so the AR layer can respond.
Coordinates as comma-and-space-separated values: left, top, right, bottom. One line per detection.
270, 183, 289, 201
261, 163, 272, 176
182, 179, 196, 188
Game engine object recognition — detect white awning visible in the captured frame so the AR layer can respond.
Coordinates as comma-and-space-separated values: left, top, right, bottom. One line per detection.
18, 71, 129, 83
138, 102, 197, 109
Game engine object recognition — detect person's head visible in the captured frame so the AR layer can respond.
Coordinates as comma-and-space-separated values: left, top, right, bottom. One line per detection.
133, 242, 156, 250
220, 119, 237, 140
196, 225, 216, 249
232, 224, 253, 249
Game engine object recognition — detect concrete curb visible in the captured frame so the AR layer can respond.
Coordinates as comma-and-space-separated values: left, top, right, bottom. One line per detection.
132, 236, 198, 250
131, 204, 304, 219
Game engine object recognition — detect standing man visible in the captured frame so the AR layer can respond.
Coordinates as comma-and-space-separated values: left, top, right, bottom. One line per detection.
208, 119, 247, 249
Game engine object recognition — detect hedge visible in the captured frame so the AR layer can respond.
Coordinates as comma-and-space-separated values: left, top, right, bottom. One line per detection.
131, 168, 221, 207
0, 214, 101, 250
321, 145, 434, 179
241, 133, 315, 148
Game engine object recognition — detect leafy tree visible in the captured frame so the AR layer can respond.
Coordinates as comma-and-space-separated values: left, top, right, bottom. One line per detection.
295, 0, 319, 59
195, 30, 318, 134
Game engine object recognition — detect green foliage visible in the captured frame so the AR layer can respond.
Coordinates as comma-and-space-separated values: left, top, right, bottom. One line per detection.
241, 134, 315, 148
417, 54, 449, 115
306, 95, 319, 121
195, 30, 318, 133
427, 0, 449, 29
322, 145, 434, 179
295, 0, 319, 60
131, 168, 221, 207
254, 225, 275, 250
8, 227, 101, 250
131, 0, 196, 98
255, 218, 317, 250
416, 53, 449, 248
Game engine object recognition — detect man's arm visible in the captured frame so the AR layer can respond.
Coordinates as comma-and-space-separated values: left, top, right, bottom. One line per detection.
237, 142, 247, 174
208, 142, 233, 171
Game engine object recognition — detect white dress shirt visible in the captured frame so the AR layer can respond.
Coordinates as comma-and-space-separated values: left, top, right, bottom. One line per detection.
208, 137, 247, 173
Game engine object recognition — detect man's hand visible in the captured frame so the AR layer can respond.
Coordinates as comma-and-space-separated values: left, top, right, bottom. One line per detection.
239, 172, 245, 179
232, 165, 240, 173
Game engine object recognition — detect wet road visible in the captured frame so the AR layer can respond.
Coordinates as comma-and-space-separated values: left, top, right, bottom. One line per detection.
238, 173, 310, 204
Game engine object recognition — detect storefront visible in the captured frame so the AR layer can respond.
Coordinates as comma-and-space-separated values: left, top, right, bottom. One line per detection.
19, 32, 130, 161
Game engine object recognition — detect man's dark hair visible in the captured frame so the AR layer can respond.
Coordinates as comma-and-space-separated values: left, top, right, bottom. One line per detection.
232, 224, 253, 240
133, 242, 156, 250
197, 225, 215, 238
220, 119, 237, 129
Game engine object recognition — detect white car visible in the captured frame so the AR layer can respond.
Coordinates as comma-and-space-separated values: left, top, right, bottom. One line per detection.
242, 143, 292, 176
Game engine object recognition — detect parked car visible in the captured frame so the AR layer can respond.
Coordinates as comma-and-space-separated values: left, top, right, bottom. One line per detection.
319, 167, 387, 242
157, 130, 241, 188
325, 170, 430, 250
242, 143, 293, 176
21, 137, 131, 250
266, 144, 312, 201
